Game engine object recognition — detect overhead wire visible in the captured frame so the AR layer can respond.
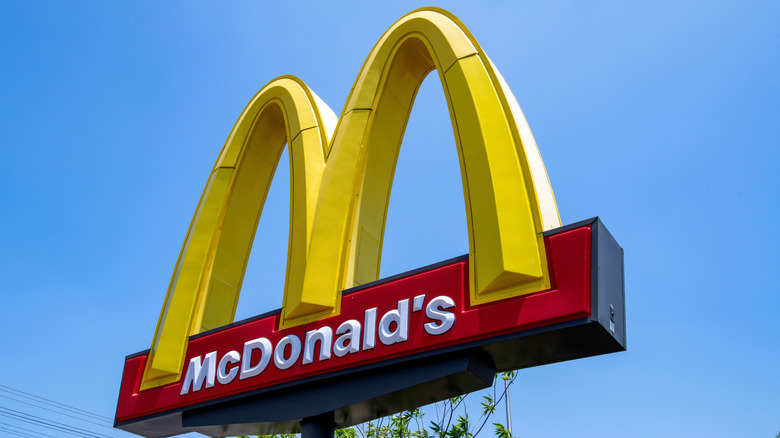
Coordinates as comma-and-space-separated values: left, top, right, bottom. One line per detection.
0, 385, 112, 423
0, 406, 112, 438
0, 385, 132, 437
0, 394, 114, 430
0, 420, 60, 438
0, 411, 97, 437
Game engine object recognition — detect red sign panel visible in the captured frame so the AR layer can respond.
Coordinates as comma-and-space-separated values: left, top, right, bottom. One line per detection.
116, 225, 592, 424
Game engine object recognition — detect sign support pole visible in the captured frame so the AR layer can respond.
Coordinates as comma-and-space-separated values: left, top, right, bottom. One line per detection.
505, 378, 513, 437
301, 412, 336, 438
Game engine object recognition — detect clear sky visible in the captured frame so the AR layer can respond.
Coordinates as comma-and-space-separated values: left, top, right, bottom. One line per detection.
1, 1, 778, 437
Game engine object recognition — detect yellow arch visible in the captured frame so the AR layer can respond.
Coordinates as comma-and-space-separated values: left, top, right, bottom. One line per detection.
141, 76, 336, 390
141, 8, 561, 389
282, 7, 560, 328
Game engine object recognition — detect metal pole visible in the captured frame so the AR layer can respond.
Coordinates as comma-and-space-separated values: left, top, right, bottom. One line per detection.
301, 412, 336, 438
504, 378, 512, 437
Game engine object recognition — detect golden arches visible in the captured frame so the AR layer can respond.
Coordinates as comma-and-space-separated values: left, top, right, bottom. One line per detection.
141, 76, 335, 389
286, 7, 560, 328
141, 7, 560, 390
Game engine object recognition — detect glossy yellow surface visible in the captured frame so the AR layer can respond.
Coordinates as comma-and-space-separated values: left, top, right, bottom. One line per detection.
142, 8, 560, 390
141, 76, 335, 389
293, 8, 561, 328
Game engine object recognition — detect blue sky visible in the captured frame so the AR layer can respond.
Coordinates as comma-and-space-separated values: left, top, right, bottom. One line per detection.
1, 1, 778, 437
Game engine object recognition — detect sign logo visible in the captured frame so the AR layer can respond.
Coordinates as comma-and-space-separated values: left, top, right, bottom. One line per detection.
179, 294, 457, 396
142, 7, 560, 391
116, 8, 624, 437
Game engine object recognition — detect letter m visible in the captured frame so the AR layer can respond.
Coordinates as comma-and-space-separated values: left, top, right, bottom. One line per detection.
180, 351, 217, 395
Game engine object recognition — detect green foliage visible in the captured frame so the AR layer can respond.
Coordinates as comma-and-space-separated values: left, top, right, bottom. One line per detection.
341, 371, 516, 438
337, 429, 359, 438
492, 424, 510, 438
251, 435, 297, 438
253, 371, 517, 438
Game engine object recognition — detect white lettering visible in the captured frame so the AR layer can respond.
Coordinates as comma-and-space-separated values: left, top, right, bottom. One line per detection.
217, 350, 240, 385
424, 296, 456, 335
179, 294, 459, 392
180, 351, 217, 395
363, 308, 377, 350
378, 299, 409, 345
240, 337, 272, 380
334, 320, 361, 357
303, 327, 333, 364
413, 294, 426, 312
274, 335, 301, 370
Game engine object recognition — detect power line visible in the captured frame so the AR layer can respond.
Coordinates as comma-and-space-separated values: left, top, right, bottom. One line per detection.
0, 409, 102, 438
0, 406, 110, 438
0, 385, 112, 422
0, 411, 98, 438
0, 420, 60, 438
0, 384, 133, 437
0, 394, 115, 430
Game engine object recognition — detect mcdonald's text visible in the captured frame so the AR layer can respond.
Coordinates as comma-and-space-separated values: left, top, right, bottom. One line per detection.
180, 295, 457, 395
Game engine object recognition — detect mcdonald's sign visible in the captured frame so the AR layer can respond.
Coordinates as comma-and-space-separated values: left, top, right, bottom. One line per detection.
115, 8, 625, 438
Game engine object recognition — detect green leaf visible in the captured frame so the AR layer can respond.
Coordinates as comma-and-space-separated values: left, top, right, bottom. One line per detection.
493, 423, 510, 438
